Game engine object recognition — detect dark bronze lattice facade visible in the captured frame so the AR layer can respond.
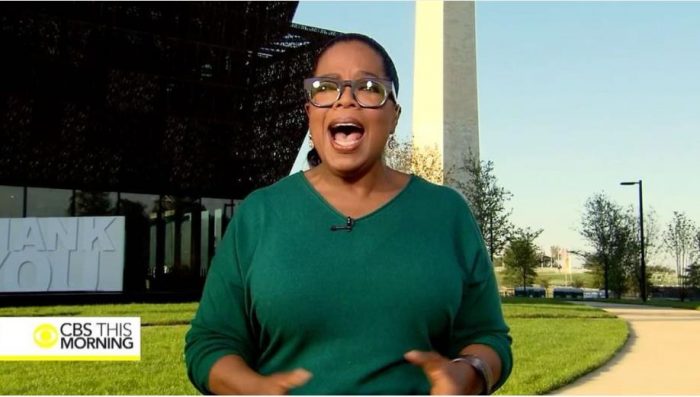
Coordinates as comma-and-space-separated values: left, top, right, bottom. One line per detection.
0, 2, 337, 198
0, 3, 338, 297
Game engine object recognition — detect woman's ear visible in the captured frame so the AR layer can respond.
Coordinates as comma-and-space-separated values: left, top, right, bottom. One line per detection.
304, 102, 311, 118
393, 104, 402, 129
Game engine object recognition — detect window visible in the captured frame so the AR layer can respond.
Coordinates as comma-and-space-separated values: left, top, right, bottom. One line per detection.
73, 191, 118, 216
26, 187, 73, 217
0, 185, 23, 218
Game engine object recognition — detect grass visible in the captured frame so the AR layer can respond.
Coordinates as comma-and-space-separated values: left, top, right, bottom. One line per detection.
0, 325, 197, 394
0, 300, 628, 395
0, 303, 199, 394
496, 298, 628, 395
502, 298, 617, 319
0, 303, 198, 325
586, 298, 700, 311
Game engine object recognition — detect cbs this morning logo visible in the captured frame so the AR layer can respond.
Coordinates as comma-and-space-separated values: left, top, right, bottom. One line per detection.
33, 323, 60, 349
0, 317, 140, 361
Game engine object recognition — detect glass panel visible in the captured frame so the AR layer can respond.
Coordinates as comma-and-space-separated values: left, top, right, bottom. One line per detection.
160, 196, 200, 283
214, 208, 224, 251
200, 197, 232, 277
118, 193, 160, 216
73, 191, 117, 216
164, 209, 176, 274
148, 213, 158, 278
200, 198, 230, 214
181, 212, 192, 270
200, 210, 210, 276
0, 185, 23, 218
26, 187, 73, 217
118, 192, 160, 288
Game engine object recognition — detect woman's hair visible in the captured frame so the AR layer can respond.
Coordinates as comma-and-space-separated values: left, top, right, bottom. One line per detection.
307, 33, 399, 168
312, 33, 400, 95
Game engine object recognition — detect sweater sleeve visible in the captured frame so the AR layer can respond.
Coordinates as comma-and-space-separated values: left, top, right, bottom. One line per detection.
450, 202, 513, 392
184, 215, 257, 394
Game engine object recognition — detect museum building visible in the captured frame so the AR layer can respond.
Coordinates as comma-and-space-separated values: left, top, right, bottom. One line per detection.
0, 2, 336, 301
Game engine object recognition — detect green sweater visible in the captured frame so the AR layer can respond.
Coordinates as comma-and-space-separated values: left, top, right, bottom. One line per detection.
185, 172, 512, 394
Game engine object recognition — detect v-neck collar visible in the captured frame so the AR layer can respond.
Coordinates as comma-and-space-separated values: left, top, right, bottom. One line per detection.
296, 171, 417, 222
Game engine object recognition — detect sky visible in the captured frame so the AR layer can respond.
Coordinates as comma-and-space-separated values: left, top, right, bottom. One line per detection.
293, 1, 700, 267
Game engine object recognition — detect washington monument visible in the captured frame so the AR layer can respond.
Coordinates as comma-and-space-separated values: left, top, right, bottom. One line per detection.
413, 1, 479, 186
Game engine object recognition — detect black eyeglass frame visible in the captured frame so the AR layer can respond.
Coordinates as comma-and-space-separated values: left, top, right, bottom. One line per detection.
303, 77, 398, 109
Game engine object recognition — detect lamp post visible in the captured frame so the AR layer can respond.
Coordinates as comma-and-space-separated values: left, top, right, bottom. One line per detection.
620, 180, 646, 302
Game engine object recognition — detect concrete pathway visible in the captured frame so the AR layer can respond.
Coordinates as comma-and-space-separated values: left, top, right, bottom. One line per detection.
553, 302, 700, 395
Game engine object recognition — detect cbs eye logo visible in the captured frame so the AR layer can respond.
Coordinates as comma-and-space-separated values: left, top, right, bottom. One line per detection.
33, 324, 59, 349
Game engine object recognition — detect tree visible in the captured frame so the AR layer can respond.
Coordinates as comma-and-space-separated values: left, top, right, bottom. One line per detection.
536, 276, 550, 290
624, 207, 662, 297
385, 141, 412, 175
579, 193, 636, 298
691, 231, 700, 291
385, 142, 443, 185
503, 228, 542, 288
685, 263, 700, 290
646, 265, 674, 288
409, 145, 443, 185
663, 211, 698, 301
638, 208, 662, 265
621, 207, 659, 298
68, 191, 113, 216
446, 152, 514, 260
386, 143, 515, 260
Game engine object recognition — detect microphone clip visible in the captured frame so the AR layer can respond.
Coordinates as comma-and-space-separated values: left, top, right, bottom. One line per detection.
330, 217, 355, 232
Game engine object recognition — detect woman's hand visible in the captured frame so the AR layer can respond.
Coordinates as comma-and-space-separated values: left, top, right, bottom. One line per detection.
254, 368, 313, 394
208, 355, 312, 395
404, 350, 482, 395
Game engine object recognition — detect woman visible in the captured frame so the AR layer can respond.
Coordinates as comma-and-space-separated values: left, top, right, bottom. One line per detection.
185, 33, 512, 395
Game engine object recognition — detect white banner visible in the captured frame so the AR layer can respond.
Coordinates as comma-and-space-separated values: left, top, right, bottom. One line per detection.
0, 317, 140, 361
0, 216, 125, 292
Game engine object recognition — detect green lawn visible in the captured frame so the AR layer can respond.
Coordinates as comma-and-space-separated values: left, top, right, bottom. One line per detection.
0, 303, 199, 395
497, 298, 628, 395
0, 325, 197, 395
0, 302, 198, 325
0, 300, 628, 395
587, 298, 700, 311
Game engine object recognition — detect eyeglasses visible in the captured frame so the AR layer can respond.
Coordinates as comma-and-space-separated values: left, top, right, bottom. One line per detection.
303, 77, 397, 108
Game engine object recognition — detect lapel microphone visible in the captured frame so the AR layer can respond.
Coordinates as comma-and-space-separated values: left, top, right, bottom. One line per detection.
330, 217, 355, 232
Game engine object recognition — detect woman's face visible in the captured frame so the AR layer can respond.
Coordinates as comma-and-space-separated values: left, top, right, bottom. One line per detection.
305, 40, 399, 177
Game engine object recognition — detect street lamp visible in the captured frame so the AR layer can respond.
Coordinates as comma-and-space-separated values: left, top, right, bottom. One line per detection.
620, 180, 646, 302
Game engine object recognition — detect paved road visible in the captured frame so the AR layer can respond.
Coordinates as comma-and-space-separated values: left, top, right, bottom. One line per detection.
553, 302, 700, 395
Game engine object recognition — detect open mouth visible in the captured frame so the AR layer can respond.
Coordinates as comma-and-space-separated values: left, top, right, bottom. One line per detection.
328, 119, 365, 150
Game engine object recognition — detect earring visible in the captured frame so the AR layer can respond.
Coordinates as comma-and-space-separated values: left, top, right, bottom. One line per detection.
308, 134, 314, 149
387, 134, 398, 150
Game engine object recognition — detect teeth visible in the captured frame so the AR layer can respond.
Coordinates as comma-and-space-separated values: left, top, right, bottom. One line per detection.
332, 122, 362, 129
329, 120, 364, 150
